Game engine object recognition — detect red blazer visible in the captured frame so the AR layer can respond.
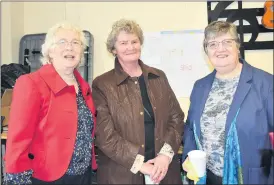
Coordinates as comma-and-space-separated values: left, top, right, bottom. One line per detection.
5, 64, 97, 181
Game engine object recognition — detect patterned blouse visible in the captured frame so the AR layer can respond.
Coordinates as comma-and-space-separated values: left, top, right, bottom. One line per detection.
5, 83, 94, 184
200, 75, 240, 177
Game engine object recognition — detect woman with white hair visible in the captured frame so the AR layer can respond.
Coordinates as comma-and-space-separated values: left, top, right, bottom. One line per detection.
4, 22, 97, 184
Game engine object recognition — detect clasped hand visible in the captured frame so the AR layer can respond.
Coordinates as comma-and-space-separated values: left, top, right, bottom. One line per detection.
140, 154, 171, 184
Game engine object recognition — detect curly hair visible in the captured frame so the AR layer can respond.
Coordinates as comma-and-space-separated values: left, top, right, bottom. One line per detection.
106, 19, 144, 56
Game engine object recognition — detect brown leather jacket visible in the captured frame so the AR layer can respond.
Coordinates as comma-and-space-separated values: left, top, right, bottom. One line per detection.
92, 58, 184, 184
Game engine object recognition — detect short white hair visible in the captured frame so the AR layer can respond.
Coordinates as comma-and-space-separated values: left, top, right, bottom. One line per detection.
41, 21, 87, 65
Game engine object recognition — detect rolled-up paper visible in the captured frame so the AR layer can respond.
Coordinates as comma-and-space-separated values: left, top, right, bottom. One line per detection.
144, 174, 159, 185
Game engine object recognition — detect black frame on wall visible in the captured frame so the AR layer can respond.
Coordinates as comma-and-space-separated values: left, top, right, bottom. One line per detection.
207, 1, 274, 59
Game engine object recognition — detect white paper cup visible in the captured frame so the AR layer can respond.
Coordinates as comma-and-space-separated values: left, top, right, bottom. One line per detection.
187, 150, 207, 177
144, 174, 159, 184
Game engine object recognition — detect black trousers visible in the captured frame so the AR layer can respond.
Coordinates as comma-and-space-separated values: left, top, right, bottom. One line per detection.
206, 169, 222, 185
31, 167, 92, 185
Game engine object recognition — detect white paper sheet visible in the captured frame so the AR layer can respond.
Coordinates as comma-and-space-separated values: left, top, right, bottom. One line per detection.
141, 30, 211, 98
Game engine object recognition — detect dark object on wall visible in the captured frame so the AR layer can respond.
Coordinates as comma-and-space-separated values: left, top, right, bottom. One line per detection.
1, 116, 4, 124
1, 63, 30, 97
18, 31, 94, 85
207, 1, 274, 59
1, 116, 5, 133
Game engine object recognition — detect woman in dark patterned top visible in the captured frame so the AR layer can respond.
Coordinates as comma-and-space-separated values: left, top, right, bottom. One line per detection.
4, 22, 97, 184
182, 21, 273, 184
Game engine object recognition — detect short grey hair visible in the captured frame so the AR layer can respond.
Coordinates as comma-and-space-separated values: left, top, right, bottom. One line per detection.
203, 21, 240, 53
41, 21, 87, 65
106, 19, 144, 56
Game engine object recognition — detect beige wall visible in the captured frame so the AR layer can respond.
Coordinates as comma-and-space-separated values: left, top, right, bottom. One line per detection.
1, 2, 24, 64
11, 3, 25, 64
1, 2, 13, 64
1, 2, 273, 116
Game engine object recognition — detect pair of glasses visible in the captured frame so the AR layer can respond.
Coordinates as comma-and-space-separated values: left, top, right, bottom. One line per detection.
206, 39, 236, 50
55, 39, 82, 48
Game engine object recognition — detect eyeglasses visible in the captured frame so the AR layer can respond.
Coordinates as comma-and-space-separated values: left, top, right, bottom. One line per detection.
55, 39, 82, 49
206, 39, 236, 50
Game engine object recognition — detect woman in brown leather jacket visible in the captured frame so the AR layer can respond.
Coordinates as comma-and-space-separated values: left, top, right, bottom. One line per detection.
92, 19, 184, 184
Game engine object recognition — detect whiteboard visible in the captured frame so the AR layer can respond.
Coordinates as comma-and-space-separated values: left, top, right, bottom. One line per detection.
140, 30, 211, 98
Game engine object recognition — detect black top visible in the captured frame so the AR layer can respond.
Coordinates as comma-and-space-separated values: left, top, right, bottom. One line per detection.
138, 74, 155, 162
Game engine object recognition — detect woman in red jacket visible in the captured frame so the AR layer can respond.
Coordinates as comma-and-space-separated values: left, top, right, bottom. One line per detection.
4, 22, 97, 184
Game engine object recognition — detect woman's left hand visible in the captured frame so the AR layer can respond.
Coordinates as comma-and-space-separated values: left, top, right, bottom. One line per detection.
147, 154, 171, 183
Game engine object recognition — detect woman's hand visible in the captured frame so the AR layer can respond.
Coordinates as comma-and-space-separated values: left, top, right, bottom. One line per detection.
182, 157, 189, 172
140, 161, 154, 175
182, 156, 200, 183
147, 154, 171, 183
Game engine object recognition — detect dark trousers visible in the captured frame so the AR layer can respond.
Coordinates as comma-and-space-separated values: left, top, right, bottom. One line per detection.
31, 167, 92, 185
206, 169, 222, 185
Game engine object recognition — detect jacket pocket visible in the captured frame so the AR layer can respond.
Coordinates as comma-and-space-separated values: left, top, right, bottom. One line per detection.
248, 166, 268, 184
31, 151, 46, 172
